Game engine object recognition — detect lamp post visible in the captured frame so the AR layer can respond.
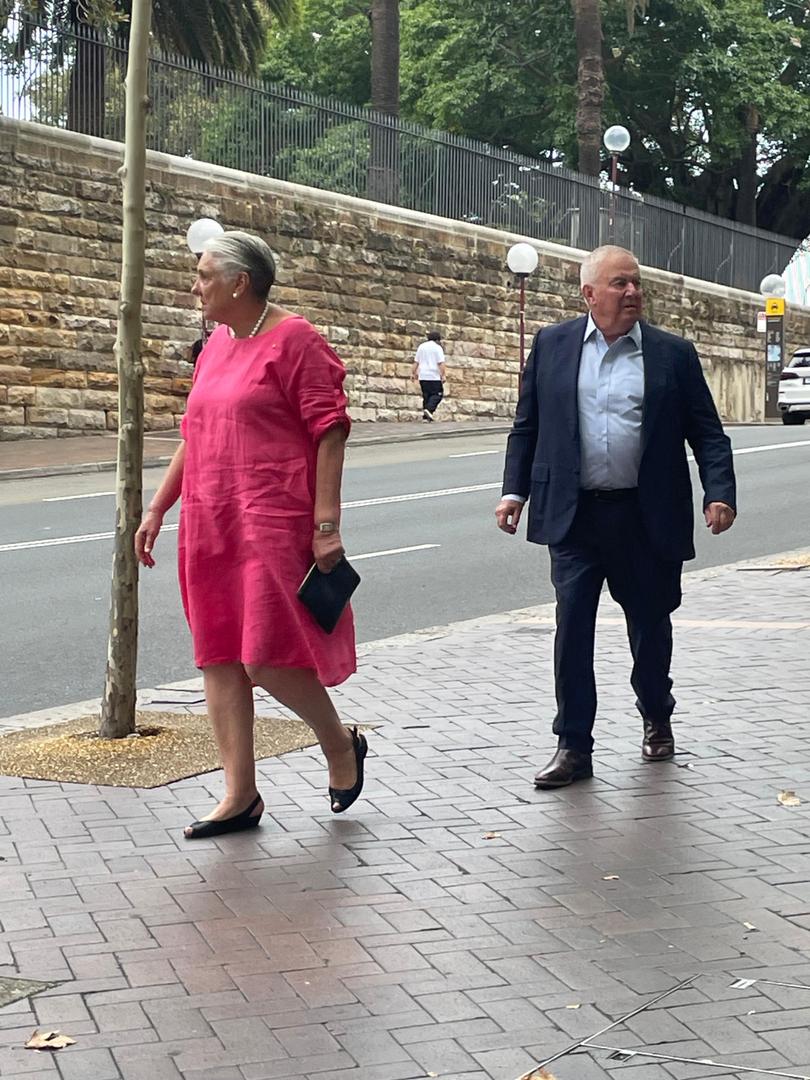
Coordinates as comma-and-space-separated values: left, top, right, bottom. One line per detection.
186, 217, 224, 344
506, 242, 539, 378
760, 273, 787, 420
603, 125, 631, 243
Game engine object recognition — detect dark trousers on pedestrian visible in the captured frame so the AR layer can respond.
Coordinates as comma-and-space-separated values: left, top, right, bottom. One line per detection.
549, 490, 682, 753
420, 380, 444, 414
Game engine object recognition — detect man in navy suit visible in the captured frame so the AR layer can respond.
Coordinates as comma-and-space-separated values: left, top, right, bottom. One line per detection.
496, 246, 736, 789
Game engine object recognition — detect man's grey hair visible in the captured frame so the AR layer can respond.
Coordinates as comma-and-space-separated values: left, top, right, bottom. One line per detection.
203, 231, 276, 298
580, 245, 638, 287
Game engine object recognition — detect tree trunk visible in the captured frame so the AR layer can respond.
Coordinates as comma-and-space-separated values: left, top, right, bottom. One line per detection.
368, 0, 400, 204
66, 23, 107, 136
99, 0, 152, 739
735, 104, 759, 227
570, 0, 604, 177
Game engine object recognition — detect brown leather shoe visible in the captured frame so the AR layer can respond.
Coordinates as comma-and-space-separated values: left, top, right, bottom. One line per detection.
642, 719, 675, 761
534, 747, 593, 789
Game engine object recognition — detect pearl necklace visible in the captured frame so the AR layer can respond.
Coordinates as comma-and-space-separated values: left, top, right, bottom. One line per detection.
229, 299, 271, 340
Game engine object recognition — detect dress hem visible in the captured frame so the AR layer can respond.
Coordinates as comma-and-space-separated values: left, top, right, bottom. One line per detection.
194, 657, 357, 689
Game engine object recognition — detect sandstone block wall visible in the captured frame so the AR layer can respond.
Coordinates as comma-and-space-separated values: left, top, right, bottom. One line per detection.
1, 116, 808, 440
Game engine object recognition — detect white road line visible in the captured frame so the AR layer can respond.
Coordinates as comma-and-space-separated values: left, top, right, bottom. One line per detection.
448, 450, 501, 458
0, 527, 438, 564
353, 544, 439, 560
0, 525, 178, 552
40, 439, 810, 505
43, 491, 116, 503
12, 483, 497, 550
732, 439, 810, 455
20, 438, 810, 547
342, 482, 499, 509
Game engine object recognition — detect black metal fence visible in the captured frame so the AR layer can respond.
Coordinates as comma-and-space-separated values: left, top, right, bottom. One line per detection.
0, 16, 797, 292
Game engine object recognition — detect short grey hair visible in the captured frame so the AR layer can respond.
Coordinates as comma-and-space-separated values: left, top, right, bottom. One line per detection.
203, 230, 276, 298
580, 245, 638, 287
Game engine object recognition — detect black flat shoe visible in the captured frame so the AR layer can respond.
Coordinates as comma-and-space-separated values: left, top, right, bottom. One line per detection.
184, 793, 263, 840
330, 727, 367, 814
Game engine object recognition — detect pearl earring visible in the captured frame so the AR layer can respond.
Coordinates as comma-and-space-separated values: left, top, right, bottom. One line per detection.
232, 292, 238, 299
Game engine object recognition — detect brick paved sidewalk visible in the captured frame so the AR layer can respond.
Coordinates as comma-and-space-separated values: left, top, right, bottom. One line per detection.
0, 420, 512, 482
1, 556, 810, 1080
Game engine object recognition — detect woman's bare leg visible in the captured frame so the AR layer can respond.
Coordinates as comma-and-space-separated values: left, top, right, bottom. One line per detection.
186, 664, 263, 834
245, 665, 357, 795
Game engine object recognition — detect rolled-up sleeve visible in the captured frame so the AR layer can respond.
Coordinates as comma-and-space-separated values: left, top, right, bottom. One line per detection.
286, 330, 352, 443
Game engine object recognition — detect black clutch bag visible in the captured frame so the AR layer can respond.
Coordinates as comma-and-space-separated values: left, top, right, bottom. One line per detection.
297, 556, 361, 634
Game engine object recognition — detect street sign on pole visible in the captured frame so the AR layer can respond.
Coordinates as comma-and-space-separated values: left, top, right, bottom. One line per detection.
764, 306, 785, 419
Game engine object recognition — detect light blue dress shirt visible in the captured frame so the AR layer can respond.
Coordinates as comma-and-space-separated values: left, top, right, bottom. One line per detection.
578, 315, 644, 490
503, 316, 645, 503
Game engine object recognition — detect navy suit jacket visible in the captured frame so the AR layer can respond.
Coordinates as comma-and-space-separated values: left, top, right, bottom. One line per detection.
501, 316, 737, 562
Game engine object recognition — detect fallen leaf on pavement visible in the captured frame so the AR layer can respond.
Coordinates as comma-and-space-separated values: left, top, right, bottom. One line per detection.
521, 1070, 558, 1080
482, 832, 501, 840
26, 1030, 76, 1051
777, 790, 801, 807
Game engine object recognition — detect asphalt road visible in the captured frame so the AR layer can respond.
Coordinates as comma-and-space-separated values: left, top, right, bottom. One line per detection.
2, 424, 810, 718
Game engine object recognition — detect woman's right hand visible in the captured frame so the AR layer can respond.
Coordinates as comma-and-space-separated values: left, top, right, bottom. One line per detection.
135, 509, 163, 568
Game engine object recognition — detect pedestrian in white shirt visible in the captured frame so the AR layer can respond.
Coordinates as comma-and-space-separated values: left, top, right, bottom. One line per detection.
412, 331, 446, 422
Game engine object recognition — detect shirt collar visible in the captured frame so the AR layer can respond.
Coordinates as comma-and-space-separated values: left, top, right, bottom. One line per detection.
585, 314, 642, 350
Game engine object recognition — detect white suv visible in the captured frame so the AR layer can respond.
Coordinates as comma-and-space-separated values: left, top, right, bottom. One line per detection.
778, 349, 810, 425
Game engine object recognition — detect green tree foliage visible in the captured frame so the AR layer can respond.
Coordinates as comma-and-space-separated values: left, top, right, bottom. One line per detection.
604, 0, 810, 236
2, 0, 298, 134
261, 0, 370, 103
4, 0, 298, 69
257, 0, 810, 239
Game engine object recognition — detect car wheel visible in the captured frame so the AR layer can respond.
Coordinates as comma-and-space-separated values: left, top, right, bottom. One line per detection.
782, 412, 805, 425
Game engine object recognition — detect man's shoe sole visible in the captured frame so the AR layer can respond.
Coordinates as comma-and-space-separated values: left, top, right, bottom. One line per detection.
641, 748, 675, 762
534, 768, 593, 790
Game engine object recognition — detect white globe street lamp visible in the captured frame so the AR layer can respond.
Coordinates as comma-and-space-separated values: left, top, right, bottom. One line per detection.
759, 273, 786, 298
603, 125, 631, 241
603, 125, 631, 154
186, 217, 224, 255
507, 242, 539, 376
186, 218, 224, 347
507, 242, 539, 277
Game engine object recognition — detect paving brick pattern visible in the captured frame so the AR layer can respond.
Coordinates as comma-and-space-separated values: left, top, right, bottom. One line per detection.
1, 561, 809, 1080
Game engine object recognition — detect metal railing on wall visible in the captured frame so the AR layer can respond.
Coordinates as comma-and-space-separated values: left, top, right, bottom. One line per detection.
0, 15, 797, 292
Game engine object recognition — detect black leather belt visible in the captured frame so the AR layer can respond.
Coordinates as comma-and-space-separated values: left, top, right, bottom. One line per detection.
580, 488, 638, 502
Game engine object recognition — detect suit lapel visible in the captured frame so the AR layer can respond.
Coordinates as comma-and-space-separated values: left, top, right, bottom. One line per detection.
640, 322, 668, 457
552, 316, 588, 442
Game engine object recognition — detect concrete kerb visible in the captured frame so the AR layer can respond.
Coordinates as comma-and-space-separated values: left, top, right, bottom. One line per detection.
3, 544, 808, 739
0, 422, 513, 483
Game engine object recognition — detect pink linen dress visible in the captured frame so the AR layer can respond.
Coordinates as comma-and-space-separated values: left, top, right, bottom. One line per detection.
178, 316, 356, 686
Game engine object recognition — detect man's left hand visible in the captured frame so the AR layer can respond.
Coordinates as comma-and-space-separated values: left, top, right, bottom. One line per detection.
704, 501, 736, 535
313, 529, 345, 573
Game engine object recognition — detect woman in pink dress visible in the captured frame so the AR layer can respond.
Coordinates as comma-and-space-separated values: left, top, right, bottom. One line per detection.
135, 231, 366, 838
